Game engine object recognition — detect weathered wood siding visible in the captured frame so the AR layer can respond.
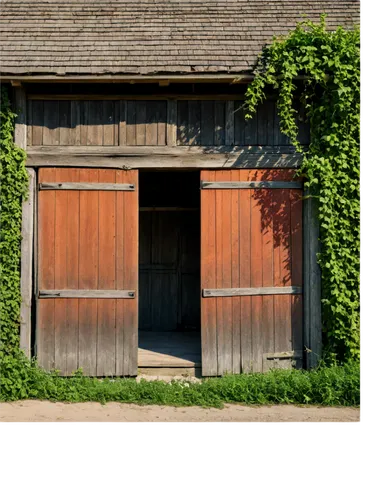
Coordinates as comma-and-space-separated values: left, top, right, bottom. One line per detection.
200, 169, 303, 375
177, 100, 309, 145
36, 167, 138, 376
27, 99, 309, 147
28, 100, 167, 146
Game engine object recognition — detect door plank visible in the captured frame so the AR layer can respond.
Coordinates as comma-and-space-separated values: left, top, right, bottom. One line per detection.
78, 169, 99, 375
250, 187, 263, 372
273, 188, 292, 367
221, 171, 233, 374
65, 168, 80, 374
215, 170, 225, 375
115, 170, 125, 375
239, 170, 252, 372
231, 170, 241, 373
37, 168, 56, 371
54, 168, 69, 375
201, 170, 218, 375
97, 169, 116, 376
290, 189, 303, 368
261, 188, 275, 370
124, 170, 139, 375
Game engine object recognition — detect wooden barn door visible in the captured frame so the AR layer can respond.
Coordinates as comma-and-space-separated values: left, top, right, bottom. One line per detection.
200, 169, 303, 375
36, 168, 138, 376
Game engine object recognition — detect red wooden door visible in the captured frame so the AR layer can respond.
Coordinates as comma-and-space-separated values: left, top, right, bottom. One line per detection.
36, 168, 138, 376
200, 169, 303, 375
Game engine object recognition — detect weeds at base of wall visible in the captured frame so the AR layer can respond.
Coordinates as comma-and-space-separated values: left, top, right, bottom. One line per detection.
0, 85, 29, 400
0, 358, 360, 407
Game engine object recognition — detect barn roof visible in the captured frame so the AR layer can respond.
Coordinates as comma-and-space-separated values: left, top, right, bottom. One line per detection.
0, 0, 360, 77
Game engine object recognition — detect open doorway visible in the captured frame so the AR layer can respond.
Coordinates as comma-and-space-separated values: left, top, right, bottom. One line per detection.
138, 171, 201, 370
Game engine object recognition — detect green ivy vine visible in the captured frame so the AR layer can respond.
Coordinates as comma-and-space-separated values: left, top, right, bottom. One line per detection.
245, 16, 360, 362
0, 85, 31, 398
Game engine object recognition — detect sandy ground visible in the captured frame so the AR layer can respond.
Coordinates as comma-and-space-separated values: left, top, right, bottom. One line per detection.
0, 401, 359, 422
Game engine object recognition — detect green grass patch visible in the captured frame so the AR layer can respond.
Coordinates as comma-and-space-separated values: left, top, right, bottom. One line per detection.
0, 358, 359, 408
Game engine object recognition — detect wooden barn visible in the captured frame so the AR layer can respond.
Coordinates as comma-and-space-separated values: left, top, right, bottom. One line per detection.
0, 0, 359, 376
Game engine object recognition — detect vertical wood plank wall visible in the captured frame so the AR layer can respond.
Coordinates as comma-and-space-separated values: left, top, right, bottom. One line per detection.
37, 168, 138, 376
200, 169, 303, 375
27, 99, 310, 146
139, 210, 200, 332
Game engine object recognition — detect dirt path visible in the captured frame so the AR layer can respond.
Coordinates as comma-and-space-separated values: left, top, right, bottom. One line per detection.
0, 401, 359, 422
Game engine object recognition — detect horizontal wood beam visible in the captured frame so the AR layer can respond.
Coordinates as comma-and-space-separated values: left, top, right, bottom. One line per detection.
11, 80, 23, 87
39, 182, 135, 191
28, 154, 301, 170
202, 286, 303, 297
1, 74, 253, 84
201, 181, 302, 189
27, 145, 299, 156
39, 290, 136, 299
27, 146, 302, 170
27, 94, 246, 101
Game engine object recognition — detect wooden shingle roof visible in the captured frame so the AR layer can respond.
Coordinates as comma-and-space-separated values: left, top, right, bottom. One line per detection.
0, 0, 360, 77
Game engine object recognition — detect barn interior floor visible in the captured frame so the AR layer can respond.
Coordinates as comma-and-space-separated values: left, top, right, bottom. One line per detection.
138, 331, 201, 368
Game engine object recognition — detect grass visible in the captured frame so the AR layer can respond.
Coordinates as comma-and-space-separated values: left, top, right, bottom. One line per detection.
1, 360, 360, 408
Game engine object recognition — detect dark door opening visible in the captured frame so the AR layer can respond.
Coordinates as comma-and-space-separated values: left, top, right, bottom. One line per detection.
138, 171, 201, 368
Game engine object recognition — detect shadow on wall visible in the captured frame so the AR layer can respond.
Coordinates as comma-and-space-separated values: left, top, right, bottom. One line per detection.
249, 168, 303, 287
